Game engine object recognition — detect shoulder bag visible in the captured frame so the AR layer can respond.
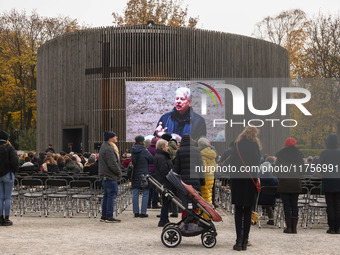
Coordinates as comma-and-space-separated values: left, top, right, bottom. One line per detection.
236, 142, 261, 192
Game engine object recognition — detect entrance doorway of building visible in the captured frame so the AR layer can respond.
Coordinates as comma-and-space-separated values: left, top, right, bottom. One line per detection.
62, 126, 88, 153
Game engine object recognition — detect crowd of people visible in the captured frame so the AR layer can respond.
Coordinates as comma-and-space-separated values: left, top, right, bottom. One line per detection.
1, 125, 340, 251
94, 126, 340, 251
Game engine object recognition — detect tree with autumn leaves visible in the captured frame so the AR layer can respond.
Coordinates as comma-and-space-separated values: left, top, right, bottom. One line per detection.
0, 9, 83, 149
253, 10, 340, 150
112, 0, 199, 28
1, 4, 337, 151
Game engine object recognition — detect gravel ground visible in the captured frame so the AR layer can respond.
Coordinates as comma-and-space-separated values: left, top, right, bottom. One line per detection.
1, 205, 338, 255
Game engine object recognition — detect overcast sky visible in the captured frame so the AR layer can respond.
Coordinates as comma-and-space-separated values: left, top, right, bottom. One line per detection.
1, 0, 339, 36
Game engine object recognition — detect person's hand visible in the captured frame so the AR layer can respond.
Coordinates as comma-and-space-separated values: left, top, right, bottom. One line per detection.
155, 122, 167, 137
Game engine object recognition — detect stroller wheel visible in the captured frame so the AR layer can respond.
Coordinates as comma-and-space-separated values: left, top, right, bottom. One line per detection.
201, 232, 217, 248
161, 227, 182, 248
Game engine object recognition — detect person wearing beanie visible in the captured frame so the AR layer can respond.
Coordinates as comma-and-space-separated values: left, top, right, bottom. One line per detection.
275, 137, 304, 234
154, 87, 206, 140
161, 133, 172, 142
0, 130, 19, 226
83, 155, 95, 171
45, 144, 55, 154
104, 131, 116, 141
319, 134, 340, 234
131, 135, 154, 218
285, 137, 297, 147
98, 131, 122, 223
88, 155, 96, 164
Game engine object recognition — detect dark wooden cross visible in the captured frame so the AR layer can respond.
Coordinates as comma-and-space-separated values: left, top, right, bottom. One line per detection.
84, 42, 131, 77
84, 40, 131, 144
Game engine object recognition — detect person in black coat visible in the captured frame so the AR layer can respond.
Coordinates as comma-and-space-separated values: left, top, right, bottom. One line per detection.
173, 134, 205, 191
229, 126, 261, 251
173, 134, 205, 220
131, 136, 154, 218
319, 134, 340, 234
275, 137, 304, 234
154, 139, 174, 227
18, 157, 39, 174
45, 144, 55, 153
0, 131, 19, 226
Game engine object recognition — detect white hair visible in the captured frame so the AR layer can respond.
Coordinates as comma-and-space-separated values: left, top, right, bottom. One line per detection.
176, 87, 191, 100
156, 139, 168, 150
198, 137, 210, 147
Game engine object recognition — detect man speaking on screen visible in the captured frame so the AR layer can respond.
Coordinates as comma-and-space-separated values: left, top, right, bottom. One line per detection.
155, 87, 206, 140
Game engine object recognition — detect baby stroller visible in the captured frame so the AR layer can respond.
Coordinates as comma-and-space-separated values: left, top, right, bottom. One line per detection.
143, 170, 222, 248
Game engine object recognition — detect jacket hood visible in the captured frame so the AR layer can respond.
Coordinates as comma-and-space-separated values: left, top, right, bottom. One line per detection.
325, 134, 338, 149
168, 141, 177, 150
201, 146, 216, 160
131, 144, 146, 154
180, 134, 193, 147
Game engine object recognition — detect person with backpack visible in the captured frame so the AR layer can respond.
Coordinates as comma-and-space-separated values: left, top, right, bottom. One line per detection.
0, 131, 19, 226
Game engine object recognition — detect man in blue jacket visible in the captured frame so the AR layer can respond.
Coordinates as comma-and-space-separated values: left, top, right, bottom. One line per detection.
155, 87, 206, 140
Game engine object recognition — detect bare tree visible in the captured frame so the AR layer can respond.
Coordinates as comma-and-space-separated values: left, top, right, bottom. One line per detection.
253, 9, 310, 78
306, 13, 340, 78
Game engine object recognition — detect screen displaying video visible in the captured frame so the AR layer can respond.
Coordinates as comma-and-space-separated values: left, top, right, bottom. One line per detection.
125, 81, 225, 142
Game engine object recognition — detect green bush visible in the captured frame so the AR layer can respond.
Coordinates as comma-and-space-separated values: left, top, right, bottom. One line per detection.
18, 128, 36, 151
299, 148, 323, 157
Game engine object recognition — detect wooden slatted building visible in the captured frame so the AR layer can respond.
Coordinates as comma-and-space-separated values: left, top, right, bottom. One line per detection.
37, 24, 289, 154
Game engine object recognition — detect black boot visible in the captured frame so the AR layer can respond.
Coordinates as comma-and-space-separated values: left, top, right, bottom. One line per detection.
335, 227, 340, 234
3, 215, 13, 226
241, 239, 248, 250
327, 220, 335, 234
233, 238, 242, 251
0, 215, 3, 226
334, 223, 339, 234
291, 217, 298, 234
283, 217, 292, 233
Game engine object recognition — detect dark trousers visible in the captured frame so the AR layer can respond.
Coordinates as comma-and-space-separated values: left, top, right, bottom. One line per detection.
280, 193, 299, 218
234, 205, 252, 241
160, 193, 170, 223
148, 173, 159, 207
325, 192, 340, 229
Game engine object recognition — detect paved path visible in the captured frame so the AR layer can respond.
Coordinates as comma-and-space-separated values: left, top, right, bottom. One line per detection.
1, 207, 338, 255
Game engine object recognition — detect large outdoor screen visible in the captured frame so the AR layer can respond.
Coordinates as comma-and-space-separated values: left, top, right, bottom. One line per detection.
126, 81, 225, 142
